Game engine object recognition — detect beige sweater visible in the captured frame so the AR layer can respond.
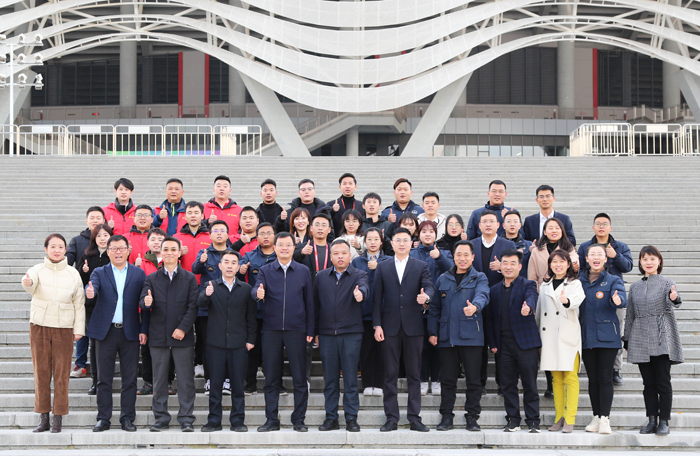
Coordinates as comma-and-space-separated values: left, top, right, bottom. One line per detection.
22, 257, 86, 335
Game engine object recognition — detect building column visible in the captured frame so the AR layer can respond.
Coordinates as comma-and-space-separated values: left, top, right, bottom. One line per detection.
119, 3, 137, 118
346, 128, 359, 156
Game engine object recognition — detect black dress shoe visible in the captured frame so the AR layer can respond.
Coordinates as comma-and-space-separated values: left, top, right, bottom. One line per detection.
318, 419, 340, 431
257, 420, 280, 432
293, 422, 308, 432
92, 420, 111, 432
121, 420, 136, 432
656, 419, 670, 436
201, 422, 222, 432
230, 423, 248, 432
181, 423, 194, 432
613, 370, 623, 386
640, 416, 658, 434
346, 419, 361, 432
380, 420, 397, 432
149, 422, 169, 432
87, 383, 97, 396
436, 415, 454, 431
410, 421, 429, 432
466, 415, 481, 432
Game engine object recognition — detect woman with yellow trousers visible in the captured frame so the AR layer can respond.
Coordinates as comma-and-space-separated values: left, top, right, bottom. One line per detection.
535, 249, 585, 433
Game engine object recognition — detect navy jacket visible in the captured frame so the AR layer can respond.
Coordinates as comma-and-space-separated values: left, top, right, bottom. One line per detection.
483, 276, 540, 351
505, 234, 532, 279
577, 235, 633, 281
352, 252, 392, 320
427, 267, 490, 347
86, 264, 148, 341
239, 246, 277, 318
523, 211, 576, 246
372, 256, 434, 337
252, 260, 315, 337
467, 203, 512, 239
313, 266, 369, 336
579, 270, 627, 349
197, 278, 257, 349
471, 236, 517, 287
381, 200, 424, 228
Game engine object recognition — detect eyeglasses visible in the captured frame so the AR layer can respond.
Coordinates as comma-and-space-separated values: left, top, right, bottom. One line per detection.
108, 247, 129, 253
135, 213, 152, 218
594, 223, 610, 228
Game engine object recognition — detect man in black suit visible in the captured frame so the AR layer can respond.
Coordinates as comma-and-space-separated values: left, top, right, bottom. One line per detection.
86, 235, 148, 432
522, 185, 576, 246
373, 228, 434, 432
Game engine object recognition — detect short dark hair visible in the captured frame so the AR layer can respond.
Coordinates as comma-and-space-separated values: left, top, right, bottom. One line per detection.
114, 178, 134, 191
86, 206, 105, 218
166, 178, 183, 187
147, 228, 166, 240
261, 179, 277, 188
638, 245, 664, 275
214, 175, 231, 185
256, 222, 274, 235
363, 192, 382, 204
312, 212, 332, 225
185, 201, 204, 213
535, 185, 554, 196
135, 204, 153, 214
500, 248, 523, 264
364, 227, 384, 241
393, 178, 412, 189
392, 227, 412, 240
209, 220, 229, 233
330, 239, 351, 252
544, 249, 578, 282
106, 234, 129, 249
44, 233, 67, 248
594, 213, 612, 224
274, 231, 294, 245
339, 173, 356, 184
298, 178, 315, 188
489, 180, 506, 190
479, 209, 498, 221
504, 209, 522, 222
240, 206, 258, 216
453, 240, 475, 255
161, 236, 181, 249
220, 249, 240, 261
422, 191, 439, 202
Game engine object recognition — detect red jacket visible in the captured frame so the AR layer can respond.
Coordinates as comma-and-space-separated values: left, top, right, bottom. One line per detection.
230, 234, 259, 258
126, 226, 150, 264
203, 199, 242, 235
175, 224, 211, 285
103, 202, 136, 236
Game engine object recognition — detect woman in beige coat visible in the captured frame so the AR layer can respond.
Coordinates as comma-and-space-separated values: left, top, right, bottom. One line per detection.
22, 233, 85, 433
535, 249, 585, 433
528, 218, 579, 288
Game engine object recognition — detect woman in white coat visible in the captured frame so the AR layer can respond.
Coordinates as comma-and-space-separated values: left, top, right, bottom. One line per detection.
535, 249, 585, 433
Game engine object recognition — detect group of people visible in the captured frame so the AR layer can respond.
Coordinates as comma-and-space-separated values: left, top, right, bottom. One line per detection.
23, 175, 683, 436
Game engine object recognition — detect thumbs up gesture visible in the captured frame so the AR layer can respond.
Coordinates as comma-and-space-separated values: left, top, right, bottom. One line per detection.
521, 301, 530, 316
332, 199, 340, 212
430, 245, 440, 259
489, 255, 501, 271
670, 285, 678, 301
612, 290, 622, 306
281, 207, 288, 221
108, 216, 115, 229
200, 250, 208, 263
301, 240, 313, 256
206, 281, 214, 296
82, 259, 89, 273
257, 283, 265, 300
353, 285, 363, 302
463, 300, 477, 316
22, 272, 33, 287
86, 281, 95, 299
417, 288, 429, 306
144, 289, 153, 307
559, 287, 568, 304
387, 209, 396, 224
135, 254, 142, 267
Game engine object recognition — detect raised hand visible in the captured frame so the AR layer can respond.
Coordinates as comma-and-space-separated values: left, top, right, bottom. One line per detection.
108, 216, 115, 229
135, 254, 142, 267
200, 250, 208, 263
430, 245, 440, 259
86, 281, 95, 299
257, 283, 265, 300
82, 260, 89, 273
521, 301, 530, 316
22, 272, 33, 287
463, 300, 477, 316
387, 209, 396, 224
205, 281, 214, 296
489, 255, 501, 271
559, 288, 568, 304
332, 199, 340, 212
353, 285, 363, 302
144, 289, 153, 307
281, 207, 288, 220
301, 240, 313, 256
670, 285, 678, 301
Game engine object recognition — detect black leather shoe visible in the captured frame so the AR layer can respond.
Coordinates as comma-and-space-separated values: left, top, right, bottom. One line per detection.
121, 420, 136, 432
293, 422, 308, 432
87, 383, 97, 396
257, 419, 280, 432
656, 419, 670, 436
92, 420, 111, 432
380, 420, 397, 432
318, 419, 340, 431
230, 423, 248, 432
640, 416, 658, 434
346, 419, 361, 432
201, 422, 222, 432
613, 370, 623, 386
410, 421, 430, 432
466, 415, 481, 432
149, 422, 169, 432
436, 416, 454, 431
181, 423, 194, 432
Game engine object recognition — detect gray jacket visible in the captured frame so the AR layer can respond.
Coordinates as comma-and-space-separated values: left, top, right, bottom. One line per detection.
622, 274, 683, 364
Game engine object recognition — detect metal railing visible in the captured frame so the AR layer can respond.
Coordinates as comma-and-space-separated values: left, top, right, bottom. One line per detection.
570, 123, 700, 156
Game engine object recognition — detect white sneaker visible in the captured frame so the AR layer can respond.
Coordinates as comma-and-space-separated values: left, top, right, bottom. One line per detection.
598, 416, 612, 434
222, 379, 231, 395
363, 387, 373, 396
431, 383, 441, 396
194, 364, 204, 378
373, 388, 383, 397
585, 415, 600, 433
204, 379, 210, 396
420, 382, 429, 396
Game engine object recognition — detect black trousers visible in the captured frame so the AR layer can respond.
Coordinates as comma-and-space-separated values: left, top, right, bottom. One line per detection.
207, 345, 247, 425
141, 339, 174, 384
244, 318, 264, 390
360, 320, 384, 389
638, 355, 673, 420
582, 347, 618, 417
420, 319, 440, 382
440, 345, 482, 418
382, 325, 423, 424
95, 325, 140, 423
497, 334, 540, 425
262, 329, 308, 425
194, 316, 208, 379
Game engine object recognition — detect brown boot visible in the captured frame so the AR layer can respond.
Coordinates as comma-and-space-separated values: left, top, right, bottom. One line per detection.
33, 413, 50, 433
50, 415, 62, 433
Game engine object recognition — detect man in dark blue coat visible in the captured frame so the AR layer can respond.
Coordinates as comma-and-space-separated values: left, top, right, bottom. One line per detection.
372, 228, 434, 432
86, 235, 148, 432
484, 249, 541, 433
522, 185, 576, 246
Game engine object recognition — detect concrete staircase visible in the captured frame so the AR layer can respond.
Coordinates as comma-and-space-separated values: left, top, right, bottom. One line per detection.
0, 155, 699, 450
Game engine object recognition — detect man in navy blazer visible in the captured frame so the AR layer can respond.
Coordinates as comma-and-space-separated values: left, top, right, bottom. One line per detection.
483, 249, 541, 433
85, 235, 148, 432
372, 228, 434, 432
522, 185, 576, 246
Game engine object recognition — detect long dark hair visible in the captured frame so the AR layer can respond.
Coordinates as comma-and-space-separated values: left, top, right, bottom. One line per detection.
536, 218, 574, 252
340, 209, 364, 236
543, 249, 578, 282
85, 224, 114, 256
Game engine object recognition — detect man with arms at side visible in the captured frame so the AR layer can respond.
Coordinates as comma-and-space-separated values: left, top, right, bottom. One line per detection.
523, 185, 576, 246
